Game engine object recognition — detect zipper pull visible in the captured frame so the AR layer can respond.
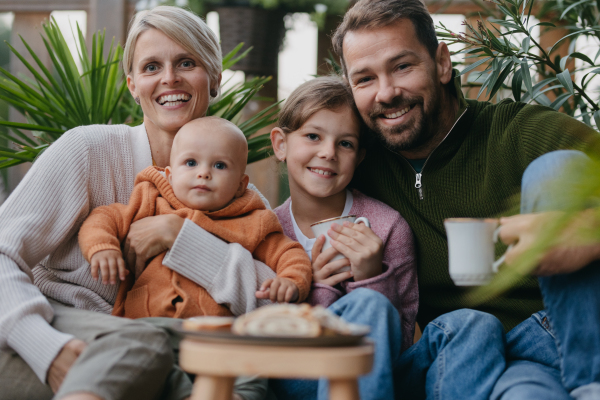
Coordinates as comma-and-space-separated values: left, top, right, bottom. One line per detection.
415, 173, 423, 200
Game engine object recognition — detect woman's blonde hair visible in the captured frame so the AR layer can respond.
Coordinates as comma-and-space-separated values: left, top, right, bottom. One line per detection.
123, 6, 222, 94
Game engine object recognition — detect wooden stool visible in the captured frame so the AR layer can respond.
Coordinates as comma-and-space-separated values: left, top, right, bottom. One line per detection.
179, 338, 374, 400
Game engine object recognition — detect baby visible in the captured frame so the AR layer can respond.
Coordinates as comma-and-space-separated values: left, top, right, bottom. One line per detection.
79, 117, 312, 319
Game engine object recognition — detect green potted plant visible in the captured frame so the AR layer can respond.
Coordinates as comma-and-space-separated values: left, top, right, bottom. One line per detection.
0, 18, 277, 170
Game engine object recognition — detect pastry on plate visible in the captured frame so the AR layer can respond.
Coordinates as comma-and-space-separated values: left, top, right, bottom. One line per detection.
232, 303, 368, 338
182, 316, 235, 331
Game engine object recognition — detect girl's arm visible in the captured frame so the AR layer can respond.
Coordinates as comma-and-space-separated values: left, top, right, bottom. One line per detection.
0, 129, 91, 382
343, 214, 418, 349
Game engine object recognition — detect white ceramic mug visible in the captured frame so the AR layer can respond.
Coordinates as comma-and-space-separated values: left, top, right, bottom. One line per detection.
310, 215, 371, 272
444, 218, 511, 286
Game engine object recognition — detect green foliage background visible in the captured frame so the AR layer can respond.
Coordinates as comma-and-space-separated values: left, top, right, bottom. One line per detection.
0, 19, 277, 172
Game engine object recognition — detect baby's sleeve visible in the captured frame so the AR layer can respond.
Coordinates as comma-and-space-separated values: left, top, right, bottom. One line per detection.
78, 182, 153, 262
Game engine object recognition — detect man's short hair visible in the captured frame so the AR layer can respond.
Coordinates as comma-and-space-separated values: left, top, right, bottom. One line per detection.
332, 0, 439, 76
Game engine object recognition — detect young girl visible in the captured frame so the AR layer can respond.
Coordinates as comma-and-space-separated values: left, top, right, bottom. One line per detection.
269, 76, 418, 400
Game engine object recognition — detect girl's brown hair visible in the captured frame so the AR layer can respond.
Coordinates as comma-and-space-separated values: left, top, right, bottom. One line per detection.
278, 76, 366, 145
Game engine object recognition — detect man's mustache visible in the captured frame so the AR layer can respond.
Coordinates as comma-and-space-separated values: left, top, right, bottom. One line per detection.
368, 96, 424, 118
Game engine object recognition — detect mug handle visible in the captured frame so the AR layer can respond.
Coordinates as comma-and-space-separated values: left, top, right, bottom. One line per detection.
354, 217, 371, 228
492, 226, 513, 273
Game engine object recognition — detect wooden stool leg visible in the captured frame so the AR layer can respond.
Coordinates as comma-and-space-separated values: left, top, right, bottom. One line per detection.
190, 375, 235, 400
329, 378, 360, 400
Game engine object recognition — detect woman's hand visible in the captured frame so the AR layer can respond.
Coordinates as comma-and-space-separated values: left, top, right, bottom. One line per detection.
328, 221, 384, 281
47, 339, 87, 393
499, 211, 600, 276
124, 214, 184, 278
311, 235, 354, 286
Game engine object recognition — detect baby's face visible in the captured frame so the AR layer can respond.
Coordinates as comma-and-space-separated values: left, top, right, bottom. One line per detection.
166, 121, 248, 211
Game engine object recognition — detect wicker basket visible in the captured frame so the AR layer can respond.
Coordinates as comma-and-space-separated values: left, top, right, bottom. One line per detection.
217, 6, 287, 75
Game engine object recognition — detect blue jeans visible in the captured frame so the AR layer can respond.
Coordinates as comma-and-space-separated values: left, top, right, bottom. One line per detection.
492, 150, 600, 400
271, 289, 506, 400
270, 288, 402, 400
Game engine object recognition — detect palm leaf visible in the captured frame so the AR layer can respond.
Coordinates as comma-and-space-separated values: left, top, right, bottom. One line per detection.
0, 19, 278, 169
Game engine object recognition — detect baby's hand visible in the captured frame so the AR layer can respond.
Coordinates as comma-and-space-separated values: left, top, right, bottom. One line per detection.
258, 277, 299, 303
90, 249, 128, 285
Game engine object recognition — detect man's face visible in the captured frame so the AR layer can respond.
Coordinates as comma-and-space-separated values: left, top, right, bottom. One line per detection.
343, 19, 447, 153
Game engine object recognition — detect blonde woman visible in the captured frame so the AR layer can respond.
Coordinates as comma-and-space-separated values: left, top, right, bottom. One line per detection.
0, 7, 273, 400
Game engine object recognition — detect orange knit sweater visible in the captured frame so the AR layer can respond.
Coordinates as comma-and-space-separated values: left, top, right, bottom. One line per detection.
79, 166, 312, 319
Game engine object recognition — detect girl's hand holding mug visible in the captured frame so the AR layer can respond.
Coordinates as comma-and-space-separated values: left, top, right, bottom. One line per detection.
328, 221, 384, 281
311, 220, 384, 285
311, 236, 354, 286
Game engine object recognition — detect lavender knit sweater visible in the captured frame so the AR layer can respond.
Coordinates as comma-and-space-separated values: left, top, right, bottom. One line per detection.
275, 189, 418, 351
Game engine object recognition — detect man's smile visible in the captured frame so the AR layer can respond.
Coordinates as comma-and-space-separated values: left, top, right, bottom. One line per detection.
382, 105, 412, 119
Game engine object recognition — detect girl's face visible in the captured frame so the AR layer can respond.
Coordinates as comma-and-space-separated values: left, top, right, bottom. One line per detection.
271, 106, 365, 200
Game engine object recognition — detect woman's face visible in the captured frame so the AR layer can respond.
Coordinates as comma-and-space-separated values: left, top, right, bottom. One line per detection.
127, 29, 220, 136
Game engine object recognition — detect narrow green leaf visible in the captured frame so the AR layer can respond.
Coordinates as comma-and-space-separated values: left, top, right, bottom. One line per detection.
522, 37, 530, 54
560, 55, 569, 71
521, 58, 533, 97
549, 92, 572, 110
594, 110, 600, 129
526, 0, 535, 23
533, 22, 556, 29
0, 121, 64, 133
549, 29, 600, 56
7, 40, 65, 104
556, 69, 574, 94
512, 68, 522, 101
570, 52, 595, 66
489, 61, 514, 99
457, 57, 491, 77
560, 0, 594, 19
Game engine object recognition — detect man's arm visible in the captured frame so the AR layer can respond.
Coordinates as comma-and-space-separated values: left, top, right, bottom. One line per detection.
0, 129, 91, 382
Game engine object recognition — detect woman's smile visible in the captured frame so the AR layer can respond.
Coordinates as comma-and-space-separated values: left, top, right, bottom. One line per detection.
156, 91, 192, 107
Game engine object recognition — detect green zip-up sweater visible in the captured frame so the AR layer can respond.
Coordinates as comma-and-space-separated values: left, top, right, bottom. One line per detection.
353, 74, 600, 331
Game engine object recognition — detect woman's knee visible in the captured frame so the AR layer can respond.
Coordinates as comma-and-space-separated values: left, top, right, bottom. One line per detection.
59, 322, 174, 400
100, 320, 173, 361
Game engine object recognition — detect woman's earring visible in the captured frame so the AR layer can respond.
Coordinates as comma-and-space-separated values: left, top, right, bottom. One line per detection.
134, 97, 141, 105
210, 89, 218, 97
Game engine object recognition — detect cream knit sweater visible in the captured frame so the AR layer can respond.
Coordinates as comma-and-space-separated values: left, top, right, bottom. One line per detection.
0, 123, 275, 382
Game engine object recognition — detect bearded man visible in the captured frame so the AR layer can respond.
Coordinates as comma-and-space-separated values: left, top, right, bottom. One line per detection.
332, 0, 600, 398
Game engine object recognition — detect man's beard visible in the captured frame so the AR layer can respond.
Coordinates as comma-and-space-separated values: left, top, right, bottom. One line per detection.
364, 93, 439, 153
